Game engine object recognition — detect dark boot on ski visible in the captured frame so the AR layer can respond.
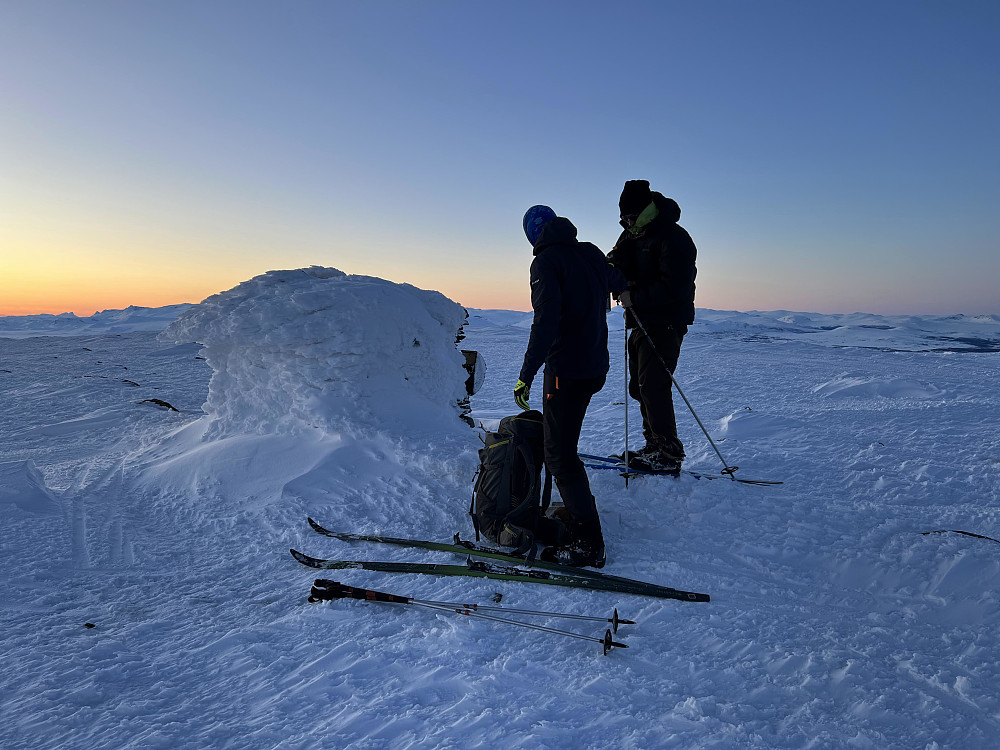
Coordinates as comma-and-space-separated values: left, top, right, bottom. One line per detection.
628, 436, 684, 474
646, 451, 683, 475
611, 446, 655, 463
540, 539, 606, 568
540, 520, 606, 568
613, 450, 679, 475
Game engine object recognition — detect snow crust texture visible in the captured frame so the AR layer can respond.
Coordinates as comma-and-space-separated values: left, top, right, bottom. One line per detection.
160, 267, 470, 439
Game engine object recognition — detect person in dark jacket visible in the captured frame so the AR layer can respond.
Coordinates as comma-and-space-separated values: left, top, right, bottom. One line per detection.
607, 180, 697, 473
515, 205, 626, 568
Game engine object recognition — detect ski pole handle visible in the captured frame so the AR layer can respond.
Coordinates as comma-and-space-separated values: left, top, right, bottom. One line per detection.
309, 579, 412, 604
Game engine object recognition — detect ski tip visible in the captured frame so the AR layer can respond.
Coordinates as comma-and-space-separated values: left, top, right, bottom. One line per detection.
289, 548, 324, 568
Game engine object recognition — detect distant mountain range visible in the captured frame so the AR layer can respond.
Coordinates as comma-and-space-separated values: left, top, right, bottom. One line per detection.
0, 304, 194, 338
3, 304, 998, 352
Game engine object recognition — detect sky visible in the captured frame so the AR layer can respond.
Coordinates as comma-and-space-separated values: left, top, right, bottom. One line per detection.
1, 0, 998, 317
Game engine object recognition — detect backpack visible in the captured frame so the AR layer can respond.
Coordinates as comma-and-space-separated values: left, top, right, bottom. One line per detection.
469, 410, 557, 552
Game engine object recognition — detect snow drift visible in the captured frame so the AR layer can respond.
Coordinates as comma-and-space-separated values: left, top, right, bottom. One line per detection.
160, 267, 470, 439
0, 459, 60, 514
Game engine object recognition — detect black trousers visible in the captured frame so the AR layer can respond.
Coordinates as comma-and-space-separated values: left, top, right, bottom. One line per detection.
542, 370, 605, 526
628, 324, 686, 456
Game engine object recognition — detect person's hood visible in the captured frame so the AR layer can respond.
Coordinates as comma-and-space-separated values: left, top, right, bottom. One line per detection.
622, 192, 681, 234
652, 192, 681, 223
533, 216, 578, 255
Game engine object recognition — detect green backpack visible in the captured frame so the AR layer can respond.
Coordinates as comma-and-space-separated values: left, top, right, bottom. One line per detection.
469, 410, 562, 553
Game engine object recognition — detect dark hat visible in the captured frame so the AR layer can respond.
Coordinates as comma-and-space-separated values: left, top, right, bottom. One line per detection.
522, 204, 557, 246
619, 180, 652, 216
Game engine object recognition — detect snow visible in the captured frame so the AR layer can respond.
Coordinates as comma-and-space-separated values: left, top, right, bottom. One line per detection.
1, 269, 999, 748
158, 267, 470, 439
0, 460, 60, 514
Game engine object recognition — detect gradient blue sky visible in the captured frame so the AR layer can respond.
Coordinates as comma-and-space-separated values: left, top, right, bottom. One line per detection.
2, 1, 998, 315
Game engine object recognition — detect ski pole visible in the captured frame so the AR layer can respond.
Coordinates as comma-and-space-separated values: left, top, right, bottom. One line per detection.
417, 601, 627, 655
629, 309, 739, 480
416, 599, 634, 633
313, 579, 635, 633
310, 579, 634, 630
624, 311, 630, 488
309, 580, 629, 654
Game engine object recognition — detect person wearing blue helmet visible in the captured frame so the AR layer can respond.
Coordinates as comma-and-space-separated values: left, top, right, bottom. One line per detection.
514, 205, 626, 568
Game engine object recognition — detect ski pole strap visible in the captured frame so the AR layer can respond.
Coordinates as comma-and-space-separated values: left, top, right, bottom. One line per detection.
309, 579, 411, 604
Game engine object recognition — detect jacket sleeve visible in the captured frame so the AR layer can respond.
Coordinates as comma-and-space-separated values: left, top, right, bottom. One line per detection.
606, 231, 636, 279
518, 254, 561, 386
607, 260, 627, 294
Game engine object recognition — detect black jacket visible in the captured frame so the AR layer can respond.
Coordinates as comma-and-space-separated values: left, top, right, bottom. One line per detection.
518, 217, 627, 385
608, 192, 697, 328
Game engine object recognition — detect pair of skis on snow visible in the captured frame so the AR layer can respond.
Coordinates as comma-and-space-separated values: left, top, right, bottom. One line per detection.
292, 519, 709, 602
578, 453, 782, 486
292, 518, 711, 654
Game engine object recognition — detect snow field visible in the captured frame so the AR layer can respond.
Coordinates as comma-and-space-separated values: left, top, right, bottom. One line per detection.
1, 273, 999, 748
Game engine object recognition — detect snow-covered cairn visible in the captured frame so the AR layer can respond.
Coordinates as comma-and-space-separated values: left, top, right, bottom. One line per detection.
161, 268, 470, 438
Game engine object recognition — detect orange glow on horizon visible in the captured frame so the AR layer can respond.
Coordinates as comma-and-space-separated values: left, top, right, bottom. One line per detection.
0, 268, 534, 318
0, 292, 206, 317
0, 264, 240, 317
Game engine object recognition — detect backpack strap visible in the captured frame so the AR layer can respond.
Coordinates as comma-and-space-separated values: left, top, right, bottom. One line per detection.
516, 442, 538, 514
521, 467, 553, 563
506, 441, 542, 557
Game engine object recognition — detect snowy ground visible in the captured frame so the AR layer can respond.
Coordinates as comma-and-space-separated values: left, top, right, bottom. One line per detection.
2, 274, 999, 749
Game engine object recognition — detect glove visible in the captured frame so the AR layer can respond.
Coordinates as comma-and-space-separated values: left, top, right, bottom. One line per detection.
618, 290, 633, 308
514, 379, 530, 411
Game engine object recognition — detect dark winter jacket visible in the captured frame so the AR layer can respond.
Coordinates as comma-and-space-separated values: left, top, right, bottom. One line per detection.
518, 217, 627, 385
608, 192, 697, 328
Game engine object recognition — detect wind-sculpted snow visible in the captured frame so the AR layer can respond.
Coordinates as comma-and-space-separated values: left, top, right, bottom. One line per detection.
717, 408, 806, 440
0, 460, 60, 514
813, 373, 947, 400
160, 267, 470, 439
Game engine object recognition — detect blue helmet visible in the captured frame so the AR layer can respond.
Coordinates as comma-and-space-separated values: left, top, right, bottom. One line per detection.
522, 205, 556, 246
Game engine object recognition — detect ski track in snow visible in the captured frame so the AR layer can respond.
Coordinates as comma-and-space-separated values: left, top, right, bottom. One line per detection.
2, 303, 1000, 749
